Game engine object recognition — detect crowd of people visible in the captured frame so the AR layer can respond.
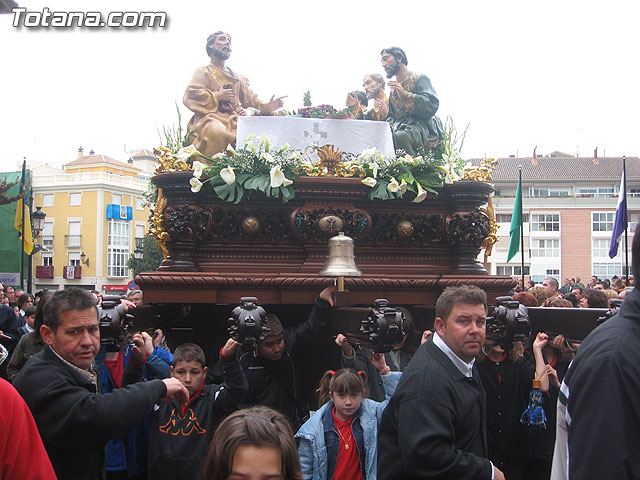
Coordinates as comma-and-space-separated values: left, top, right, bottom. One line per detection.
510, 273, 633, 309
3, 258, 634, 480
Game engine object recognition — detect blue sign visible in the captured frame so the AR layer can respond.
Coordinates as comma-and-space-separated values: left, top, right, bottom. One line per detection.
106, 204, 133, 220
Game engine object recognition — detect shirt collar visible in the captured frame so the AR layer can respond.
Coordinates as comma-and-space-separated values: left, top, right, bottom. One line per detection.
433, 332, 475, 378
48, 345, 98, 386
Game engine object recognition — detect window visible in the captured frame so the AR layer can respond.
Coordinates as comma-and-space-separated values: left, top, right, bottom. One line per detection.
42, 255, 53, 267
630, 188, 640, 198
577, 187, 615, 198
112, 194, 122, 205
69, 193, 81, 206
593, 263, 622, 278
530, 239, 560, 257
531, 187, 570, 197
42, 222, 54, 247
546, 269, 560, 276
108, 219, 130, 277
496, 213, 530, 223
135, 224, 145, 250
530, 214, 559, 232
136, 197, 144, 210
592, 238, 619, 258
592, 212, 615, 232
42, 194, 54, 207
496, 265, 530, 276
69, 252, 80, 266
66, 221, 81, 247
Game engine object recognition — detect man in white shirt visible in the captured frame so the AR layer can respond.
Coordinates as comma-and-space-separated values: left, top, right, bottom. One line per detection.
378, 285, 504, 480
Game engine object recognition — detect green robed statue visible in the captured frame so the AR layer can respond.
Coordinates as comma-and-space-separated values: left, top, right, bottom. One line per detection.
381, 47, 444, 155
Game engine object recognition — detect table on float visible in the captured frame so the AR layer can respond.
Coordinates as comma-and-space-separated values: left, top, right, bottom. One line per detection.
236, 116, 394, 157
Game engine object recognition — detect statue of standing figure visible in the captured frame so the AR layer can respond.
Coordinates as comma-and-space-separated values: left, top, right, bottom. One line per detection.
381, 47, 444, 155
183, 32, 286, 157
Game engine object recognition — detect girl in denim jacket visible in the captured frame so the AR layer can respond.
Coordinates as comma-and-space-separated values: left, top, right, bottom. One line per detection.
295, 352, 400, 480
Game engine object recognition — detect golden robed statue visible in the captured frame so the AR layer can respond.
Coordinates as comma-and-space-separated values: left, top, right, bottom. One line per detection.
183, 31, 286, 157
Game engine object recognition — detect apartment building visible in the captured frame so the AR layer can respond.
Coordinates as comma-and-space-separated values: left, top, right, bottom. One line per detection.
478, 154, 640, 283
31, 148, 154, 293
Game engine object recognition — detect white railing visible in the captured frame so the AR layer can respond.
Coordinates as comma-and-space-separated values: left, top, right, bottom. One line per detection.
34, 172, 148, 189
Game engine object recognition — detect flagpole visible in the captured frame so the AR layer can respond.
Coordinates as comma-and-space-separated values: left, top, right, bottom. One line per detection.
519, 166, 525, 288
20, 159, 26, 290
623, 156, 629, 280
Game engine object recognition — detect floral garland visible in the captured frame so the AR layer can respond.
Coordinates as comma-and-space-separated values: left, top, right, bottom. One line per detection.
174, 137, 467, 204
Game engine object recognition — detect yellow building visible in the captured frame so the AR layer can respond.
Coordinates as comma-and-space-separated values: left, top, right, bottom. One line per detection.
31, 148, 153, 294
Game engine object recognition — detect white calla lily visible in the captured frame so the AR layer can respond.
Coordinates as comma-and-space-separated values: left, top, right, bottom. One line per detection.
176, 145, 200, 162
399, 179, 408, 193
189, 177, 203, 193
225, 144, 237, 155
220, 166, 235, 185
361, 177, 377, 187
261, 152, 275, 163
359, 147, 376, 162
270, 165, 293, 188
192, 161, 205, 179
387, 177, 399, 193
413, 182, 427, 203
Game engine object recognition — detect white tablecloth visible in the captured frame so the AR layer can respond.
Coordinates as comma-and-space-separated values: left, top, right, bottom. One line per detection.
236, 116, 394, 157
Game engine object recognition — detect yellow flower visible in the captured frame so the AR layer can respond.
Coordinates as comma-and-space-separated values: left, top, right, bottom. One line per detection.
362, 177, 377, 187
387, 177, 399, 193
413, 182, 427, 203
189, 177, 203, 193
220, 166, 235, 185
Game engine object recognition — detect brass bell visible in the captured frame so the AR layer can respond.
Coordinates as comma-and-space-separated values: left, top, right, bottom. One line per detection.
319, 232, 362, 278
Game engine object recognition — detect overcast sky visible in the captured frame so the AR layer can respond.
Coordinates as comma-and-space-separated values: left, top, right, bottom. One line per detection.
1, 0, 638, 172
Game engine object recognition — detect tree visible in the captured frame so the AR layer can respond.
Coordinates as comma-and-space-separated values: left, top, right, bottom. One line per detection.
128, 234, 163, 277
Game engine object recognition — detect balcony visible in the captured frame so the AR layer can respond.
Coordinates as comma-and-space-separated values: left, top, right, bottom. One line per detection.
63, 265, 82, 279
36, 265, 54, 278
64, 234, 82, 247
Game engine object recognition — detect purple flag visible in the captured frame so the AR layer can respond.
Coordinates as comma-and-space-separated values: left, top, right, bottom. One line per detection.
609, 170, 627, 258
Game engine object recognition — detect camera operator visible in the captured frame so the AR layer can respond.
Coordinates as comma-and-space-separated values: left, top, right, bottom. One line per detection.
208, 285, 335, 430
13, 287, 188, 480
477, 331, 549, 480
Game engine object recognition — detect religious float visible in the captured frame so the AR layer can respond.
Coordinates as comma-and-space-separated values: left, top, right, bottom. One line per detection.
134, 112, 516, 360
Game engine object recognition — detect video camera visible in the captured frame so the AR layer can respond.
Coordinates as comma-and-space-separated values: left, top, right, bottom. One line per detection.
99, 295, 135, 352
228, 297, 271, 350
486, 296, 531, 351
597, 298, 624, 326
360, 299, 405, 353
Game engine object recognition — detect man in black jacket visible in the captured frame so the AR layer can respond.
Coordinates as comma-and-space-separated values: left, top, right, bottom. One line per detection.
378, 285, 504, 480
209, 285, 335, 430
13, 288, 189, 480
551, 229, 640, 480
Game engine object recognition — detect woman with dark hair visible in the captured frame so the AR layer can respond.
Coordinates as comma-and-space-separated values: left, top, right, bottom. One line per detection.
204, 405, 302, 480
6, 292, 50, 382
580, 289, 608, 308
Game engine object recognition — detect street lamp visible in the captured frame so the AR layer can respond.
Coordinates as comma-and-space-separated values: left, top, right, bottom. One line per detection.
31, 206, 47, 236
134, 247, 144, 274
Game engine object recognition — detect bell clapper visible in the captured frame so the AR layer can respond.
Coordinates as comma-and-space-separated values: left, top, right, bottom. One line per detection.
337, 276, 345, 293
